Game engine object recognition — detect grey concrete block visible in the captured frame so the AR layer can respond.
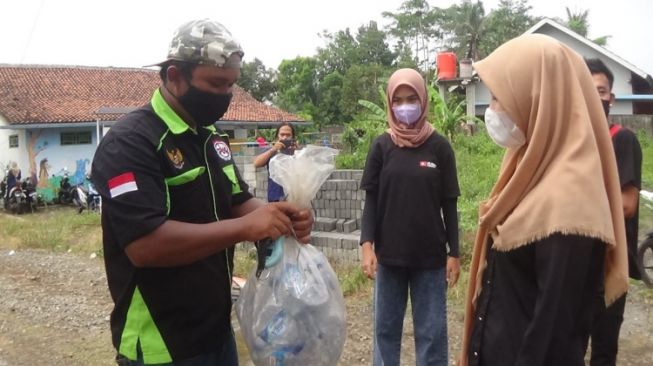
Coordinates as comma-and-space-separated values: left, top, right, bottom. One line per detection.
336, 219, 346, 232
343, 219, 357, 233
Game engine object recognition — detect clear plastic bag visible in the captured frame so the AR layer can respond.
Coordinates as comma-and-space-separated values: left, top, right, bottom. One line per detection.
236, 145, 346, 366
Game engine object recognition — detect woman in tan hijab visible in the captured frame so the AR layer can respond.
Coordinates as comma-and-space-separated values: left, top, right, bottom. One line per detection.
460, 35, 628, 366
360, 68, 461, 366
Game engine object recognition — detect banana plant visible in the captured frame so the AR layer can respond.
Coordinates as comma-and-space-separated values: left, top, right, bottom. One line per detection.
427, 84, 476, 141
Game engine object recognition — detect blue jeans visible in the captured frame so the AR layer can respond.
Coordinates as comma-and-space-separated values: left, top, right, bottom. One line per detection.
116, 329, 238, 366
373, 264, 448, 366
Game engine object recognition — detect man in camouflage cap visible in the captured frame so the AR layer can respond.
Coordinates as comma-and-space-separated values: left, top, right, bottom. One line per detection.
92, 19, 314, 366
163, 19, 244, 68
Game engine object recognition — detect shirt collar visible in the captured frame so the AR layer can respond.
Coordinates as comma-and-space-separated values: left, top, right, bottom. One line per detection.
150, 88, 193, 135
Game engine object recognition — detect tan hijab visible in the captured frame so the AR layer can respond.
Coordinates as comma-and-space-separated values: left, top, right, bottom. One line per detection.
385, 68, 434, 147
460, 34, 628, 365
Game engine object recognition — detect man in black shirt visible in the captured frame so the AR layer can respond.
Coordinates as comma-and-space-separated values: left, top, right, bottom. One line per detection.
92, 19, 313, 366
585, 58, 642, 366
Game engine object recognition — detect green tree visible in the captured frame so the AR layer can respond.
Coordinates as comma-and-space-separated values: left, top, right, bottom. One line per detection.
316, 28, 358, 76
311, 23, 395, 126
315, 71, 346, 126
275, 57, 318, 118
565, 7, 589, 36
383, 0, 441, 70
339, 64, 388, 121
238, 58, 277, 103
354, 21, 397, 67
481, 0, 535, 56
439, 0, 488, 61
563, 7, 611, 46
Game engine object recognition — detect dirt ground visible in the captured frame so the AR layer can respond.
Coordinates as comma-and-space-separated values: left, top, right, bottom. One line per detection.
0, 247, 652, 366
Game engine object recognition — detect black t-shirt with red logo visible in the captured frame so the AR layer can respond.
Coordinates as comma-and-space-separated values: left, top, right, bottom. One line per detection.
360, 132, 460, 269
92, 101, 252, 361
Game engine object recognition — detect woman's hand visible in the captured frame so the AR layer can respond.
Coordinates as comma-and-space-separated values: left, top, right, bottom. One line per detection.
446, 256, 461, 288
361, 242, 377, 279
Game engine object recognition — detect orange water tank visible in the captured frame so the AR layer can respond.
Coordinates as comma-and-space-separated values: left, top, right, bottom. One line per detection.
437, 52, 457, 80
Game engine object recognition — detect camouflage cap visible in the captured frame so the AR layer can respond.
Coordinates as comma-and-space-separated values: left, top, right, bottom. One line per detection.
153, 19, 244, 68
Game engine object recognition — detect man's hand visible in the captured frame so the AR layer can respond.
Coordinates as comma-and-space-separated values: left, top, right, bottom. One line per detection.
446, 256, 461, 288
240, 202, 298, 242
290, 208, 314, 244
361, 242, 377, 279
272, 141, 285, 152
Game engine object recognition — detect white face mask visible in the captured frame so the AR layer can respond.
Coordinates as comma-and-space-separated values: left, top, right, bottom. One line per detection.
484, 108, 526, 148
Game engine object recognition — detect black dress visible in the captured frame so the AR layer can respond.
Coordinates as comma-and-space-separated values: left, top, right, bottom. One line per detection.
468, 233, 605, 366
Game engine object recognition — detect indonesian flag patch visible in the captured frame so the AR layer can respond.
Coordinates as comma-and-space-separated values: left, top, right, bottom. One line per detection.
108, 172, 138, 198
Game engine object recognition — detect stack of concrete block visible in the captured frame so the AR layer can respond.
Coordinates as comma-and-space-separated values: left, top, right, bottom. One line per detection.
243, 165, 365, 265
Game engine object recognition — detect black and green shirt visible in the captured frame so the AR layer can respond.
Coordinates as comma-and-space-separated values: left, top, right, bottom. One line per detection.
91, 89, 252, 363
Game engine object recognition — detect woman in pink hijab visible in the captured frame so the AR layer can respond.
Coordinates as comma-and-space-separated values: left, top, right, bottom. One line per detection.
359, 68, 461, 366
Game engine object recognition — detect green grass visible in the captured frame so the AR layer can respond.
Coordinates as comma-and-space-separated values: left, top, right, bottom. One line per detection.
639, 131, 653, 191
452, 130, 503, 262
333, 263, 371, 296
0, 206, 102, 253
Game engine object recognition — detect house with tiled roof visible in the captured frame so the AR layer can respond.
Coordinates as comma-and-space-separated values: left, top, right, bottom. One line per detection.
468, 18, 653, 116
0, 65, 305, 200
441, 18, 653, 126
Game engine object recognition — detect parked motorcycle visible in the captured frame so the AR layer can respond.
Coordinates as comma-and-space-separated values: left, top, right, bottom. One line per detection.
5, 179, 30, 214
58, 173, 88, 213
20, 177, 39, 213
86, 176, 101, 212
0, 170, 7, 207
637, 190, 653, 287
58, 173, 73, 204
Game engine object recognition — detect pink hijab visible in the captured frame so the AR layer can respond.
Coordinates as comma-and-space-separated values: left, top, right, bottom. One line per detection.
386, 68, 434, 147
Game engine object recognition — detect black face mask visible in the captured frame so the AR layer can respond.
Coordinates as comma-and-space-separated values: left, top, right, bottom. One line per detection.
178, 84, 232, 127
601, 99, 611, 118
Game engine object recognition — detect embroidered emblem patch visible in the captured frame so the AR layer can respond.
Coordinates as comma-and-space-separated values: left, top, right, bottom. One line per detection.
214, 140, 232, 161
166, 148, 185, 169
419, 161, 437, 169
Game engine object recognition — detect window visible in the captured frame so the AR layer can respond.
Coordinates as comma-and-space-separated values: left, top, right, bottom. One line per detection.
9, 134, 18, 148
60, 131, 92, 145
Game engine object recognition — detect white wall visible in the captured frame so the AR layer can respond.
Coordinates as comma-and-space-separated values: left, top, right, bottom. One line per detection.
535, 27, 633, 115
473, 25, 636, 116
0, 117, 29, 178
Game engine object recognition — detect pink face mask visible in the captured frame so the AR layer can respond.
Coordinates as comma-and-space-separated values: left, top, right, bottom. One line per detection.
392, 103, 422, 125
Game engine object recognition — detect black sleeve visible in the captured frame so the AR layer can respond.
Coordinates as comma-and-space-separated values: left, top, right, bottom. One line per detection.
91, 130, 167, 249
442, 197, 459, 257
613, 129, 642, 190
440, 140, 461, 198
360, 191, 377, 245
360, 136, 384, 192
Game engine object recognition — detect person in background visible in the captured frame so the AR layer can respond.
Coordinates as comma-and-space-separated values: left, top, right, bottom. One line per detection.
360, 68, 461, 366
585, 57, 642, 366
5, 162, 21, 198
253, 122, 298, 202
255, 136, 267, 147
460, 35, 629, 366
91, 19, 313, 366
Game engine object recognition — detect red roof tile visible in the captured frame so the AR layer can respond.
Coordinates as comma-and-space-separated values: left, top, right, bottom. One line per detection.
0, 65, 303, 124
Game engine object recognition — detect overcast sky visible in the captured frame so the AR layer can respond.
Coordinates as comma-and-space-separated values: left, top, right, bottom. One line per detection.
2, 0, 651, 74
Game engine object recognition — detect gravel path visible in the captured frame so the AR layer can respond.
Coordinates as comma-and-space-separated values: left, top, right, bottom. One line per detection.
0, 248, 651, 365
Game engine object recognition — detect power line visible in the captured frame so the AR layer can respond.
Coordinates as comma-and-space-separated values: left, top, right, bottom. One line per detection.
20, 0, 46, 63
